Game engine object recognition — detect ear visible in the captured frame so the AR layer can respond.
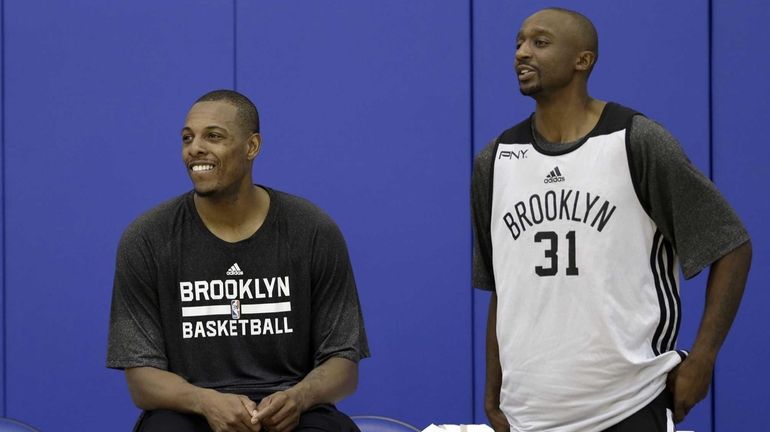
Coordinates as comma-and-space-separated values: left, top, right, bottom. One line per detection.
575, 50, 596, 72
246, 133, 262, 160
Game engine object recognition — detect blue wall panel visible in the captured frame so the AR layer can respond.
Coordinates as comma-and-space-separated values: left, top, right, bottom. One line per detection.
712, 1, 770, 430
0, 1, 766, 430
3, 1, 233, 429
235, 1, 473, 427
471, 2, 712, 430
0, 0, 4, 417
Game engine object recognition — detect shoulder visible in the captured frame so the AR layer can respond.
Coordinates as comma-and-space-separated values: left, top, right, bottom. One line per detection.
475, 116, 534, 172
587, 102, 643, 137
629, 115, 676, 143
627, 115, 688, 162
270, 188, 340, 232
473, 140, 496, 171
120, 193, 190, 248
497, 116, 533, 144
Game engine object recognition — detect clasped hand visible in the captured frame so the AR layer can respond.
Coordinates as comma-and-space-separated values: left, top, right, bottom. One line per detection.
201, 389, 303, 432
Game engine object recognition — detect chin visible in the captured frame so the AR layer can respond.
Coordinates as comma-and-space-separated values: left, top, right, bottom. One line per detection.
192, 183, 218, 197
519, 84, 542, 96
194, 189, 216, 197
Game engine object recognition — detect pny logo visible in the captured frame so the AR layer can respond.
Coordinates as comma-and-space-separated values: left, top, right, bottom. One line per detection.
498, 149, 528, 160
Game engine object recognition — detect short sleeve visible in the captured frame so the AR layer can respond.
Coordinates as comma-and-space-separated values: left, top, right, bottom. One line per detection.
106, 224, 168, 370
627, 116, 750, 279
309, 219, 370, 366
472, 141, 497, 291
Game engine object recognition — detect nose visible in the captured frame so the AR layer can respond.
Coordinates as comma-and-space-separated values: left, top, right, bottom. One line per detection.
515, 41, 531, 62
186, 136, 209, 156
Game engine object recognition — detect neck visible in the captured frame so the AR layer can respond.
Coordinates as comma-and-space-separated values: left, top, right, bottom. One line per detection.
532, 86, 605, 143
193, 183, 270, 242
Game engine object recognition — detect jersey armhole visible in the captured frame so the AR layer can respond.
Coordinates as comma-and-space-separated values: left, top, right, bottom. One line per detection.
625, 114, 653, 219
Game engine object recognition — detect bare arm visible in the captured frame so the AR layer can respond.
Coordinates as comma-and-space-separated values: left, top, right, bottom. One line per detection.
668, 240, 752, 422
485, 293, 508, 432
254, 357, 358, 432
126, 367, 258, 432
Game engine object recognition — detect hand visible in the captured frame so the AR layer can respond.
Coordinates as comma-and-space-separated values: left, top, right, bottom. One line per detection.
666, 356, 714, 423
484, 400, 509, 432
199, 389, 260, 432
253, 390, 305, 432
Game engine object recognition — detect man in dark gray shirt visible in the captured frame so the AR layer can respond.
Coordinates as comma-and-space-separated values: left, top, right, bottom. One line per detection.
473, 8, 752, 432
108, 90, 369, 432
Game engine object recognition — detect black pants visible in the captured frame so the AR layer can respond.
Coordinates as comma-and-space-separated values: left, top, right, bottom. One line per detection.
603, 390, 674, 432
134, 404, 360, 432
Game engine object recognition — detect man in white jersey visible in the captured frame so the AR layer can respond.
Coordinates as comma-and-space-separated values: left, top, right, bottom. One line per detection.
472, 8, 752, 432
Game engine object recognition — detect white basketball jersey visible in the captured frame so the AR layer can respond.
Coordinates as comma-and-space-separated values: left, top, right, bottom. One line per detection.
490, 105, 684, 431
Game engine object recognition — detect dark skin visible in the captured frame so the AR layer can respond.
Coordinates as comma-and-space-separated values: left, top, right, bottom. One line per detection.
485, 9, 753, 429
126, 100, 359, 432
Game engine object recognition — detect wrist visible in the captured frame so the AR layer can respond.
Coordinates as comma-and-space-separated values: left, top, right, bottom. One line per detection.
191, 387, 217, 416
285, 387, 309, 413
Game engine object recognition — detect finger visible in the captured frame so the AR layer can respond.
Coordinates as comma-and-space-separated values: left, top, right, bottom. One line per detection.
240, 395, 258, 411
674, 399, 686, 423
236, 415, 261, 432
272, 412, 300, 432
219, 418, 248, 432
666, 367, 679, 388
256, 396, 283, 422
266, 401, 296, 427
240, 396, 259, 421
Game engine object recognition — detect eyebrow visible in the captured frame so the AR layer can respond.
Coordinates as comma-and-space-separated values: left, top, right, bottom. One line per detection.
181, 125, 228, 134
517, 27, 556, 39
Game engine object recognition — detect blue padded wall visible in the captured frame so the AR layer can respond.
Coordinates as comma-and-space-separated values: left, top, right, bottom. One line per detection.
712, 0, 770, 429
0, 0, 4, 416
471, 2, 712, 431
234, 2, 473, 427
3, 1, 233, 429
0, 0, 766, 430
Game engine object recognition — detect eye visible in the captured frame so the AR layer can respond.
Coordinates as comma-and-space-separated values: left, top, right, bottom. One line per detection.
207, 132, 224, 141
182, 134, 193, 144
534, 39, 549, 47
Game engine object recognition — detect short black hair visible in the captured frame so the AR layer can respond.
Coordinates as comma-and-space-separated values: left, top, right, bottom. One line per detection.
544, 7, 599, 73
195, 89, 260, 134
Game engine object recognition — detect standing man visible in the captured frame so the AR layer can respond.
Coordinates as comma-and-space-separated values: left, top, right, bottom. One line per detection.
108, 90, 369, 432
472, 8, 751, 432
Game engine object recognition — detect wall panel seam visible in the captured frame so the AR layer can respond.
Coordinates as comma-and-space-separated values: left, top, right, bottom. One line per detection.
1, 0, 6, 417
708, 1, 716, 431
468, 0, 477, 423
233, 0, 238, 90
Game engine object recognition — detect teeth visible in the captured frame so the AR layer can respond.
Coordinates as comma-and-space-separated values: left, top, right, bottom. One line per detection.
192, 164, 214, 172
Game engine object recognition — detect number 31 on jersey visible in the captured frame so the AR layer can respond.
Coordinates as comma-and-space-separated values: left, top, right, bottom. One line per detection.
535, 230, 579, 277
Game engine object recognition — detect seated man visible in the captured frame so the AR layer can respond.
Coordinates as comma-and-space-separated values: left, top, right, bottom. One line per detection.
107, 90, 370, 432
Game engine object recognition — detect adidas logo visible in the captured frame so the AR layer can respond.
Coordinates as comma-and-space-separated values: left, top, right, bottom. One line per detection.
226, 263, 244, 276
544, 166, 565, 184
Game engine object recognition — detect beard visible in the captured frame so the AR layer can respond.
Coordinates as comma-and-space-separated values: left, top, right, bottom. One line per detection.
518, 74, 542, 96
193, 187, 216, 197
519, 82, 542, 96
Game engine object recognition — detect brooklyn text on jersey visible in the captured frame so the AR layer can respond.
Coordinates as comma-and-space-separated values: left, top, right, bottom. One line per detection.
501, 189, 617, 240
179, 276, 291, 302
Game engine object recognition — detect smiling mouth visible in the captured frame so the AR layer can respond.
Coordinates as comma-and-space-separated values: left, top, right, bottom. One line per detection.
191, 164, 214, 172
518, 67, 537, 81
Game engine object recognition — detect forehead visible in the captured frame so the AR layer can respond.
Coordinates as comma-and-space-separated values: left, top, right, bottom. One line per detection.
519, 10, 575, 37
184, 101, 239, 129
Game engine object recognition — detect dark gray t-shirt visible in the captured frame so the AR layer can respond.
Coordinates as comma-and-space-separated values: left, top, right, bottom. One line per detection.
473, 112, 749, 290
107, 187, 369, 400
